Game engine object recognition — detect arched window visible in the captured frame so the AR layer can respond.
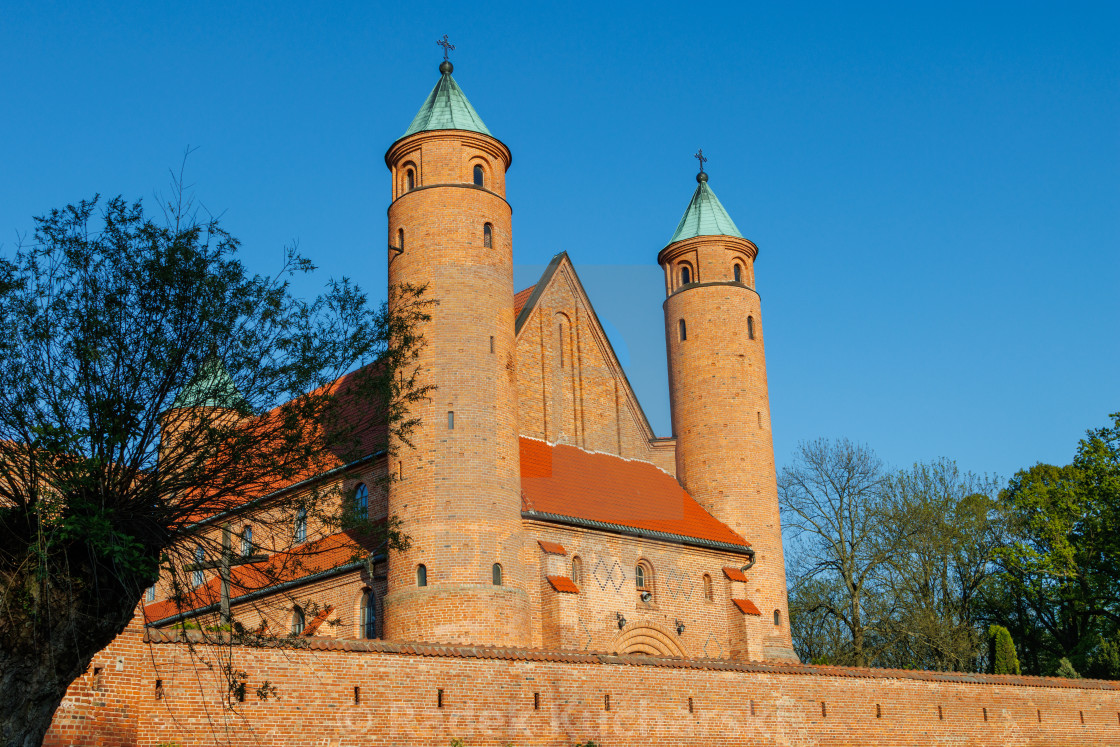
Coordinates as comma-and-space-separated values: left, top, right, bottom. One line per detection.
636, 561, 654, 603
734, 264, 742, 283
492, 563, 503, 586
354, 482, 369, 521
192, 545, 204, 587
774, 609, 782, 627
483, 222, 493, 248
747, 315, 755, 340
680, 265, 691, 285
679, 319, 687, 341
473, 164, 484, 186
241, 526, 253, 557
146, 584, 156, 602
397, 228, 404, 252
703, 573, 713, 601
406, 168, 415, 191
292, 606, 305, 635
416, 564, 427, 587
294, 507, 307, 543
571, 556, 582, 585
362, 590, 378, 639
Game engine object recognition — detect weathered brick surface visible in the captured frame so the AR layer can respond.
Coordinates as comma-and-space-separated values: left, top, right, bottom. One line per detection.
660, 233, 795, 661
47, 622, 1120, 746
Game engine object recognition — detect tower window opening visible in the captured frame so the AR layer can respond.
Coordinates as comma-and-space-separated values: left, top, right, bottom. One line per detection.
353, 482, 369, 521
417, 564, 428, 587
734, 264, 742, 283
679, 319, 687, 341
489, 335, 495, 353
492, 562, 503, 586
241, 525, 253, 556
447, 410, 455, 429
292, 605, 305, 635
192, 545, 204, 587
757, 411, 763, 429
747, 315, 755, 340
473, 164, 484, 186
571, 555, 582, 585
680, 265, 691, 285
774, 609, 781, 627
483, 222, 493, 248
406, 168, 415, 191
362, 589, 378, 639
397, 228, 404, 252
294, 506, 307, 543
703, 573, 713, 601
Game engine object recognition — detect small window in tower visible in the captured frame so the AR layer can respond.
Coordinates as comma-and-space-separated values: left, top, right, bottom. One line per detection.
417, 564, 428, 587
406, 168, 415, 191
292, 605, 305, 635
681, 265, 691, 285
734, 264, 742, 283
362, 590, 378, 639
679, 319, 687, 341
489, 335, 495, 354
473, 164, 484, 186
483, 222, 493, 248
571, 556, 583, 585
492, 563, 503, 586
397, 228, 405, 252
447, 410, 455, 429
757, 411, 763, 429
241, 525, 253, 557
774, 609, 782, 627
747, 315, 755, 340
703, 573, 713, 601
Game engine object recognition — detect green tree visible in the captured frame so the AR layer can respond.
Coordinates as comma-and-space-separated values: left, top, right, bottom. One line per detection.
988, 624, 1021, 675
0, 192, 429, 745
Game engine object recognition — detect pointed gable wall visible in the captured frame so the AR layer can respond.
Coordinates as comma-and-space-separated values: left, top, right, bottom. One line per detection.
514, 254, 676, 476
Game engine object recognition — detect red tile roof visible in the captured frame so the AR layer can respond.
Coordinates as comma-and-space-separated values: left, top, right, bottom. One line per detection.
723, 566, 748, 582
513, 285, 536, 318
537, 540, 567, 556
546, 575, 580, 593
520, 438, 748, 549
732, 598, 762, 616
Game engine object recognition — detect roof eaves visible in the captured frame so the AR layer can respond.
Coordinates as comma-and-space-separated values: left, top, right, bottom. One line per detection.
522, 509, 752, 556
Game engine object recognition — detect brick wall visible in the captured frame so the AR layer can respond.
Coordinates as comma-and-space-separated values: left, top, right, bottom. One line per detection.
47, 622, 1120, 746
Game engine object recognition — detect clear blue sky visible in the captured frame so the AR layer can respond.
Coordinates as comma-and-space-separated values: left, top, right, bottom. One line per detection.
2, 1, 1116, 482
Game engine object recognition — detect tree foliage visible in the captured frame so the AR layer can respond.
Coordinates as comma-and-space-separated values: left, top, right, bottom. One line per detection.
988, 624, 1021, 675
0, 189, 429, 745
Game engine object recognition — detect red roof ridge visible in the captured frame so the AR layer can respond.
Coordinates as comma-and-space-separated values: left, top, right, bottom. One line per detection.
517, 434, 677, 479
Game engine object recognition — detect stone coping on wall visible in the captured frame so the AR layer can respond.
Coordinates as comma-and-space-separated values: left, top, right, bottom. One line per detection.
143, 628, 1120, 692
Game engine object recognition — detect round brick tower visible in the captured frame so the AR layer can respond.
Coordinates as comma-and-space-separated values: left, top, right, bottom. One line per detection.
382, 58, 530, 646
659, 168, 798, 662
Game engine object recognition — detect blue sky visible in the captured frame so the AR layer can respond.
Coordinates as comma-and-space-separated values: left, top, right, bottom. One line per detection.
1, 1, 1116, 482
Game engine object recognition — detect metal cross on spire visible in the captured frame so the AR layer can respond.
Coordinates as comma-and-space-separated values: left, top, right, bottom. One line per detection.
437, 34, 455, 61
694, 148, 708, 174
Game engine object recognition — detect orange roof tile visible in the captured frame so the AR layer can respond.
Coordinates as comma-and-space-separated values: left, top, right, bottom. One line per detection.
513, 285, 536, 318
537, 540, 567, 555
520, 438, 749, 549
546, 575, 580, 593
732, 598, 762, 616
723, 566, 748, 582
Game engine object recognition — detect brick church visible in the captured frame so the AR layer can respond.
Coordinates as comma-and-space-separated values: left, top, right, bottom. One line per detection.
144, 54, 798, 665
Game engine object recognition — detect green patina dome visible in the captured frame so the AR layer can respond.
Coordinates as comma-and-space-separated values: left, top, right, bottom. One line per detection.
402, 63, 491, 138
171, 356, 247, 410
668, 179, 744, 245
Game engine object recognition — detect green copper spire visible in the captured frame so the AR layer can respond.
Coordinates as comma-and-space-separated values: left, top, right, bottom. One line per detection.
667, 172, 744, 245
402, 60, 492, 138
172, 356, 247, 410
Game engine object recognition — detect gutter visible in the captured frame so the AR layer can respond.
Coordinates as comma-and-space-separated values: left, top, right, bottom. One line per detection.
521, 510, 754, 557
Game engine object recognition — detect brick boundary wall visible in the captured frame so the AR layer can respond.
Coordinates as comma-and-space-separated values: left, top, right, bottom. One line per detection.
47, 623, 1120, 746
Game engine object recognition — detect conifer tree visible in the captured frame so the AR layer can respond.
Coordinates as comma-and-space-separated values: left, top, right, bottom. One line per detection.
989, 624, 1021, 675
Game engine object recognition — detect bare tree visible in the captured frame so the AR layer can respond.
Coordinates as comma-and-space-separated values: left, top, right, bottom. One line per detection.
779, 438, 892, 666
0, 186, 429, 746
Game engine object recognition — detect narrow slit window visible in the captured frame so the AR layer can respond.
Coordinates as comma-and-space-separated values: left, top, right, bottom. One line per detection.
241, 525, 253, 556
492, 563, 503, 586
734, 264, 742, 283
292, 606, 305, 635
558, 323, 565, 367
757, 411, 763, 429
363, 590, 378, 639
437, 688, 444, 708
417, 564, 428, 587
534, 692, 540, 710
406, 169, 415, 191
473, 164, 484, 186
571, 556, 582, 585
192, 545, 204, 587
294, 506, 307, 543
703, 573, 713, 601
447, 410, 454, 429
489, 335, 495, 354
483, 222, 493, 248
354, 483, 369, 521
680, 265, 691, 285
354, 686, 361, 705
747, 315, 755, 339
397, 228, 404, 252
679, 319, 687, 341
774, 609, 781, 626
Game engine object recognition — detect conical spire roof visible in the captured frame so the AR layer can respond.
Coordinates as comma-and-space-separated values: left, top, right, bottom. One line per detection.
668, 177, 744, 245
402, 62, 491, 138
171, 356, 247, 410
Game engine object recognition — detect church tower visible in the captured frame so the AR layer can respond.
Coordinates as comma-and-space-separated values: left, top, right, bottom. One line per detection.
659, 160, 797, 662
382, 52, 530, 646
